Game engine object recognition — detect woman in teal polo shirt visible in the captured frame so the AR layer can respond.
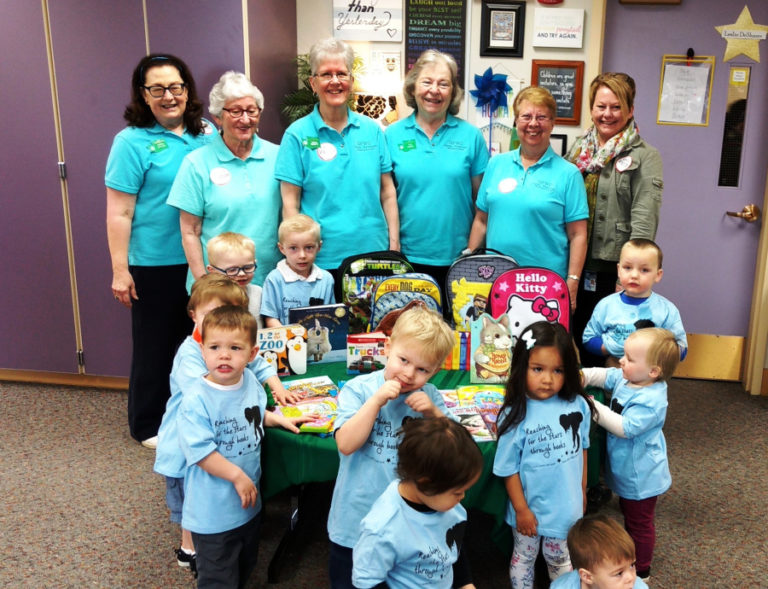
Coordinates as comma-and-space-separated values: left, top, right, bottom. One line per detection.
386, 49, 489, 290
105, 54, 214, 447
275, 38, 400, 275
168, 71, 282, 291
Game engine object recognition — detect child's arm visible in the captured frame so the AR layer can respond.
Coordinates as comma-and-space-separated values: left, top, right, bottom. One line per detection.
591, 398, 627, 438
581, 367, 608, 389
403, 390, 444, 418
335, 380, 401, 455
504, 474, 537, 537
197, 451, 257, 508
582, 450, 589, 514
264, 409, 314, 433
264, 316, 282, 328
264, 375, 300, 405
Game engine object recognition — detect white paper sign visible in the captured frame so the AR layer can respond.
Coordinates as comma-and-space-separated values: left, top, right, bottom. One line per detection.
533, 8, 584, 48
333, 0, 402, 42
658, 64, 710, 125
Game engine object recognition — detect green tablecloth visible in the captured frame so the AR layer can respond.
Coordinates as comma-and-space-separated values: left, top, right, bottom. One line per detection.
261, 362, 604, 553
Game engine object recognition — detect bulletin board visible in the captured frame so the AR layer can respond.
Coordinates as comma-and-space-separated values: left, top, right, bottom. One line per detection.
657, 55, 715, 126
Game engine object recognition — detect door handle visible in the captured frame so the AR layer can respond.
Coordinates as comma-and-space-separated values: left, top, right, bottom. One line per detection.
726, 204, 761, 222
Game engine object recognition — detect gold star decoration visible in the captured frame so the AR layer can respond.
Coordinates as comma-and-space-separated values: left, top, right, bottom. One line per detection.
715, 5, 768, 63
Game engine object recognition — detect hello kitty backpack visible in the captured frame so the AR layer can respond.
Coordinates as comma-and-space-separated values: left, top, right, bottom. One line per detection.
488, 268, 570, 346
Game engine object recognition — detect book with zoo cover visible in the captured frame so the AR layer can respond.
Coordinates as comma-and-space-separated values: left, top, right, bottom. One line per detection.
256, 324, 307, 376
288, 303, 349, 364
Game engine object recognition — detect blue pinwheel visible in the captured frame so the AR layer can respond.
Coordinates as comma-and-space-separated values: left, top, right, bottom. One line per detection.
470, 67, 512, 153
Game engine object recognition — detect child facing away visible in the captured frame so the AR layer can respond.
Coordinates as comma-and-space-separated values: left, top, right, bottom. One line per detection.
493, 321, 594, 589
261, 214, 335, 327
153, 275, 296, 576
582, 238, 687, 365
550, 515, 649, 589
206, 231, 264, 328
353, 417, 482, 589
582, 327, 680, 582
327, 305, 456, 589
177, 305, 312, 587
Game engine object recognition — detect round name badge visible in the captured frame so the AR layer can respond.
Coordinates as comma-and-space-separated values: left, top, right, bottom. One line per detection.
498, 178, 517, 193
615, 156, 632, 172
210, 167, 232, 186
317, 142, 337, 162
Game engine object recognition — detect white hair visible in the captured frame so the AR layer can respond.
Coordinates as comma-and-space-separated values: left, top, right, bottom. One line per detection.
208, 71, 264, 116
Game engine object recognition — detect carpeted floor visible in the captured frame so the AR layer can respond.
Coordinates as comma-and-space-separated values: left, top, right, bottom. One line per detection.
0, 377, 766, 588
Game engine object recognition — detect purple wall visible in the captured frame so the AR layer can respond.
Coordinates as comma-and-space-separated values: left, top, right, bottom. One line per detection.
604, 1, 768, 336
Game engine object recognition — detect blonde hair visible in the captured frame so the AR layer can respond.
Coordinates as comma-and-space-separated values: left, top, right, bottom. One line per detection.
513, 86, 557, 120
201, 305, 258, 346
629, 328, 680, 382
390, 305, 454, 366
567, 515, 636, 572
187, 273, 249, 315
206, 232, 256, 265
278, 214, 322, 244
589, 72, 635, 114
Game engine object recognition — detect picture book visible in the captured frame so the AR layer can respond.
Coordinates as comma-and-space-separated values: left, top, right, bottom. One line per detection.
456, 385, 505, 409
288, 303, 349, 364
347, 331, 388, 375
277, 396, 338, 434
283, 375, 339, 401
470, 313, 512, 384
439, 389, 460, 409
450, 406, 496, 442
256, 324, 307, 376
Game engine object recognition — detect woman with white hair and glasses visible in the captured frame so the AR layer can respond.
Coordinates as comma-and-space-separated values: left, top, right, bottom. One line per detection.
168, 71, 281, 289
275, 38, 399, 278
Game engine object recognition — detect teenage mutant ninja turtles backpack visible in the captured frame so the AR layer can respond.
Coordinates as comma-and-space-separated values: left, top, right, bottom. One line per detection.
370, 272, 442, 331
445, 248, 518, 331
338, 250, 413, 334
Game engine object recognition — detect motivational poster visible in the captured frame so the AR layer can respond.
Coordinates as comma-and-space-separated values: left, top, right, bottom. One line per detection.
333, 0, 403, 42
532, 8, 584, 48
405, 0, 467, 82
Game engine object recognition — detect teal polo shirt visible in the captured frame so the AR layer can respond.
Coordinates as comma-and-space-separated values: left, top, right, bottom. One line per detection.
386, 113, 489, 265
105, 121, 214, 266
275, 105, 392, 269
167, 132, 282, 290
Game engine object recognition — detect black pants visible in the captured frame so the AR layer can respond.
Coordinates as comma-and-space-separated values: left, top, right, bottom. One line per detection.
127, 264, 191, 441
192, 514, 261, 589
572, 268, 618, 368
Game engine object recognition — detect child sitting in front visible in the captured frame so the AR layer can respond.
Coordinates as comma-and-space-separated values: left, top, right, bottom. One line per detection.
583, 327, 680, 579
178, 305, 312, 587
206, 231, 264, 328
550, 515, 648, 588
582, 327, 680, 582
154, 275, 295, 576
261, 214, 335, 327
583, 238, 687, 365
353, 417, 482, 589
327, 305, 455, 589
493, 321, 594, 589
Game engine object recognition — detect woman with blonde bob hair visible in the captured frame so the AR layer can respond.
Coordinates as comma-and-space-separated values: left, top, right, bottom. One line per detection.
469, 86, 588, 308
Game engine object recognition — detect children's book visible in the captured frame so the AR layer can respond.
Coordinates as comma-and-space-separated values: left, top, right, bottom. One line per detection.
256, 324, 307, 376
450, 406, 496, 442
277, 396, 338, 433
283, 375, 340, 401
442, 331, 471, 371
470, 313, 513, 384
456, 385, 505, 409
439, 389, 460, 409
288, 303, 349, 364
347, 331, 388, 375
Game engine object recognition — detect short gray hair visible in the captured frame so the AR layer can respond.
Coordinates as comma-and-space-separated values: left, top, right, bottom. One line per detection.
403, 49, 462, 116
208, 71, 264, 116
308, 38, 355, 75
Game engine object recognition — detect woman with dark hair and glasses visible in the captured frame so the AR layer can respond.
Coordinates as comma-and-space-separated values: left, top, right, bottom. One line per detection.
168, 71, 281, 290
106, 54, 214, 449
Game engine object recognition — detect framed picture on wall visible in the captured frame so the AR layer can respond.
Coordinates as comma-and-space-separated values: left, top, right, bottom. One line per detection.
531, 60, 584, 125
480, 1, 526, 58
550, 134, 567, 156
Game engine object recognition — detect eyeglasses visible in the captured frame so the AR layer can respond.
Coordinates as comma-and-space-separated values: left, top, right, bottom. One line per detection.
210, 262, 257, 276
143, 83, 186, 98
517, 114, 552, 124
221, 107, 261, 119
314, 72, 351, 82
419, 79, 452, 91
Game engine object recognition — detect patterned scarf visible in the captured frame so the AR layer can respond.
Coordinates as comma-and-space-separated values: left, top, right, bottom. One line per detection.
568, 120, 639, 243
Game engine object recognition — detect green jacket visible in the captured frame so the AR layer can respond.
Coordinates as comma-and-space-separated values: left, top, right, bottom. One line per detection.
590, 135, 663, 262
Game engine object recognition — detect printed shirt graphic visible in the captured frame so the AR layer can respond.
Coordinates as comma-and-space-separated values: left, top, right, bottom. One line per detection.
353, 480, 467, 589
493, 394, 591, 538
179, 370, 267, 534
327, 370, 450, 547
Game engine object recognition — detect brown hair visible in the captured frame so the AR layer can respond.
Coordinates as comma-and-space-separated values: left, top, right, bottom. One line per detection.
622, 238, 664, 269
201, 305, 258, 347
589, 72, 636, 114
568, 515, 636, 571
187, 273, 249, 315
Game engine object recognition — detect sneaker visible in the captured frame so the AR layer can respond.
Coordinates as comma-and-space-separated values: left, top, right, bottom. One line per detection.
176, 548, 197, 578
140, 436, 158, 449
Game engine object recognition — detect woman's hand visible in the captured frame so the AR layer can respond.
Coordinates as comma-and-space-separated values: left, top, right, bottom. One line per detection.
112, 268, 138, 308
106, 187, 138, 308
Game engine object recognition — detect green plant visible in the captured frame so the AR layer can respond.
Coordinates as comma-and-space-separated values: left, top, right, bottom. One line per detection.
280, 53, 365, 124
